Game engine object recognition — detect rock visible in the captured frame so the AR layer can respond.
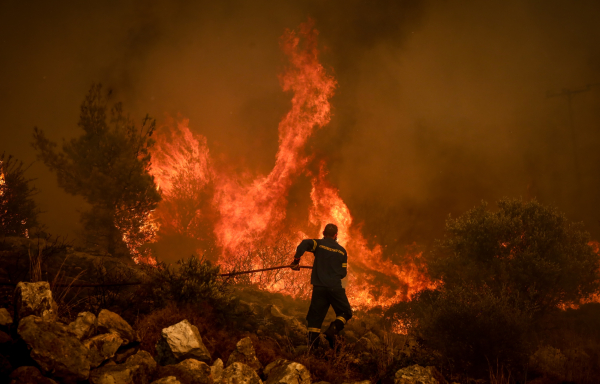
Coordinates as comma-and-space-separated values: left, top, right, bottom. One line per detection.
361, 332, 381, 347
342, 381, 370, 384
156, 358, 212, 384
113, 345, 140, 364
97, 309, 138, 346
17, 315, 90, 383
84, 333, 124, 368
227, 337, 262, 372
221, 362, 263, 384
156, 319, 211, 365
9, 366, 58, 384
211, 358, 224, 382
263, 305, 307, 343
394, 365, 447, 384
89, 350, 157, 384
152, 377, 183, 384
126, 350, 158, 377
0, 354, 12, 380
0, 307, 12, 330
313, 382, 331, 384
356, 337, 374, 352
68, 311, 97, 340
13, 282, 58, 323
264, 359, 310, 384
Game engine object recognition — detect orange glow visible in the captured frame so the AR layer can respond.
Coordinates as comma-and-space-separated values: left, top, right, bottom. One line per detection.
0, 162, 4, 197
147, 20, 434, 309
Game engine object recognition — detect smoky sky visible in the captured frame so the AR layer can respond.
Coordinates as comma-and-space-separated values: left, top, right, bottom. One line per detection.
2, 0, 600, 252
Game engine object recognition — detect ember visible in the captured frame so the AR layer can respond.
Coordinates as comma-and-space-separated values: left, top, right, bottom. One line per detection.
147, 20, 434, 309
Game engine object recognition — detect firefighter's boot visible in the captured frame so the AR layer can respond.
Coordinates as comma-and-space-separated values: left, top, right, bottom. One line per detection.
308, 331, 320, 350
324, 319, 345, 348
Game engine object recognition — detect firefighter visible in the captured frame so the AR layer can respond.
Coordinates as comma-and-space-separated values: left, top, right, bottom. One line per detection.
290, 223, 352, 349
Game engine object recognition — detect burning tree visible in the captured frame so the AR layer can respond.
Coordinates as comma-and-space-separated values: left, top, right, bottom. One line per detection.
392, 198, 600, 374
32, 84, 161, 258
0, 152, 40, 237
430, 198, 600, 311
147, 20, 434, 307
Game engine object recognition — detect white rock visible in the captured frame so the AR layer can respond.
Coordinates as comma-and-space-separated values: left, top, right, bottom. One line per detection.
264, 359, 310, 384
156, 319, 211, 365
97, 309, 138, 346
221, 362, 263, 384
68, 311, 97, 340
84, 333, 124, 368
226, 337, 262, 372
394, 365, 447, 384
151, 377, 182, 384
212, 358, 224, 382
156, 358, 212, 384
14, 282, 58, 323
0, 308, 12, 328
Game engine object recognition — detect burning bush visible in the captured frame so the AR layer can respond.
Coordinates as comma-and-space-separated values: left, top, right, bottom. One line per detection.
0, 152, 40, 237
429, 198, 600, 311
388, 198, 600, 379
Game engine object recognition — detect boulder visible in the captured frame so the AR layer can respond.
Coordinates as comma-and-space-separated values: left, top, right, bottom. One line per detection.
211, 358, 224, 382
84, 333, 124, 368
152, 377, 183, 384
68, 311, 97, 340
9, 366, 58, 384
126, 350, 158, 377
394, 365, 447, 384
89, 350, 157, 384
226, 337, 262, 372
156, 358, 212, 384
113, 345, 140, 364
264, 359, 310, 384
361, 332, 381, 346
221, 362, 263, 384
262, 305, 307, 343
0, 307, 13, 330
17, 315, 90, 383
356, 336, 374, 352
13, 282, 58, 323
97, 309, 139, 346
156, 319, 211, 365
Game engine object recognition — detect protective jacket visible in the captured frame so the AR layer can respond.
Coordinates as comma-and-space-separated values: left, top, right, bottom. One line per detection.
293, 237, 347, 288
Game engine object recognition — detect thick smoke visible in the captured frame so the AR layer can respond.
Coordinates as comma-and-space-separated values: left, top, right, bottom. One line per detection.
1, 0, 600, 255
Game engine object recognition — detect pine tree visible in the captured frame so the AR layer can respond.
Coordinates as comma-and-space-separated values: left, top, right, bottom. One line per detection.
32, 84, 161, 256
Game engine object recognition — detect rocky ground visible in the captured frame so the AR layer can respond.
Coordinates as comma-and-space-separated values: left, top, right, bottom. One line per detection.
0, 281, 452, 384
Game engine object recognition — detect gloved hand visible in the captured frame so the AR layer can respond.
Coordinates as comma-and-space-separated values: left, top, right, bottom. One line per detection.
290, 258, 301, 271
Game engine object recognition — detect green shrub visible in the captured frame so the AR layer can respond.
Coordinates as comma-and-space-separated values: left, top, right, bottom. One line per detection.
140, 255, 232, 311
429, 198, 600, 311
392, 285, 534, 376
387, 198, 600, 379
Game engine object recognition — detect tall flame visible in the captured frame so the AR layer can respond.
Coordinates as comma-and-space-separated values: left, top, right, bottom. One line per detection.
148, 20, 434, 309
213, 20, 336, 256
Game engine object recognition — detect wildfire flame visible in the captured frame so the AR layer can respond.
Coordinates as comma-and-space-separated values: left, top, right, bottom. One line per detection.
147, 20, 434, 309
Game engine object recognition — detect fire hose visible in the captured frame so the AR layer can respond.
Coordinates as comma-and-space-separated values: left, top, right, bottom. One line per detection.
219, 264, 312, 277
0, 265, 311, 287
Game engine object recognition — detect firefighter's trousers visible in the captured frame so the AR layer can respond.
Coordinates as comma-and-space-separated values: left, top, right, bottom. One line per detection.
306, 285, 353, 333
